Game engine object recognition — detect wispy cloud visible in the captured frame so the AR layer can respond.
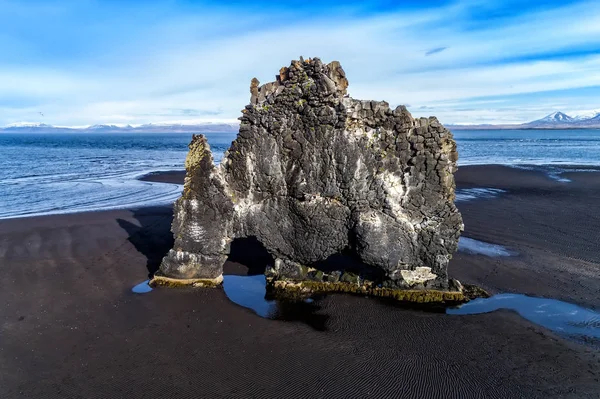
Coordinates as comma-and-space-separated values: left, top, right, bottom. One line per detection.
425, 47, 448, 56
1, 0, 599, 125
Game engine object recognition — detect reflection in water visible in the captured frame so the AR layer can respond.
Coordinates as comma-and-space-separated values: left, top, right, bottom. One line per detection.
132, 280, 153, 294
222, 275, 277, 318
447, 294, 600, 342
458, 237, 513, 257
222, 274, 328, 331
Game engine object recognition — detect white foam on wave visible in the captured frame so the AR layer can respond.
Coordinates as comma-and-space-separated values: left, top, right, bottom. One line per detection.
0, 151, 226, 220
0, 178, 184, 220
0, 132, 234, 220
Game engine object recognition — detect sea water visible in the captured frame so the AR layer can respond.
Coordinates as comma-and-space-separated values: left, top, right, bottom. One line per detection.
1, 129, 599, 219
0, 132, 233, 219
454, 129, 600, 166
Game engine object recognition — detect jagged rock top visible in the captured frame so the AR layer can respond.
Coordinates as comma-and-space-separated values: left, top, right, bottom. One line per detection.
249, 58, 349, 106
158, 57, 464, 298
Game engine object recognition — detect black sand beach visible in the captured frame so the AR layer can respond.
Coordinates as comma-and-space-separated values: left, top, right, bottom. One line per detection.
453, 165, 600, 310
1, 165, 600, 398
138, 170, 186, 185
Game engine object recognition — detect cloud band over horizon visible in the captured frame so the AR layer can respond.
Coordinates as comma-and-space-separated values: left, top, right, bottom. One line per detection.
1, 0, 600, 126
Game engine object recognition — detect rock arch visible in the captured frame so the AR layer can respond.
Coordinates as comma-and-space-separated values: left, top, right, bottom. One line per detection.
152, 57, 466, 302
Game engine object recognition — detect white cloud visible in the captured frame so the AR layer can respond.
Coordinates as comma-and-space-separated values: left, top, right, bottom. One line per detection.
1, 0, 600, 125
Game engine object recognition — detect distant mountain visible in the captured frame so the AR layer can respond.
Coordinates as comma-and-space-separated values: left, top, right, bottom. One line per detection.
2, 123, 56, 131
5, 110, 600, 132
0, 122, 240, 133
87, 124, 134, 131
523, 110, 600, 128
534, 112, 574, 123
572, 109, 600, 121
448, 110, 600, 130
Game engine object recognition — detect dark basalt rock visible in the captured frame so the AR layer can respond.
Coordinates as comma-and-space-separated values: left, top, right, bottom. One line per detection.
155, 57, 465, 301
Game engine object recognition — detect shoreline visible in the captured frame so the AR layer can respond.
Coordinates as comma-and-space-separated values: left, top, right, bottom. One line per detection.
2, 163, 598, 221
0, 170, 185, 221
137, 169, 186, 184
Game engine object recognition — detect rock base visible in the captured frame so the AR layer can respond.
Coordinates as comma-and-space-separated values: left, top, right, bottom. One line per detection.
149, 274, 224, 288
266, 278, 486, 304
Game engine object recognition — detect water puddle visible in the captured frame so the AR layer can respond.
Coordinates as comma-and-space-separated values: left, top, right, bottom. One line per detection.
447, 294, 600, 343
509, 164, 600, 183
132, 280, 153, 294
455, 188, 505, 202
222, 274, 328, 330
147, 273, 599, 342
548, 173, 571, 183
222, 275, 277, 318
458, 237, 514, 257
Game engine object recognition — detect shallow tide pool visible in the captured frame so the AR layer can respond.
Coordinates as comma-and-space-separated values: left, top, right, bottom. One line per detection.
222, 275, 278, 318
447, 293, 600, 342
132, 275, 599, 345
455, 187, 506, 202
132, 280, 153, 294
458, 237, 514, 257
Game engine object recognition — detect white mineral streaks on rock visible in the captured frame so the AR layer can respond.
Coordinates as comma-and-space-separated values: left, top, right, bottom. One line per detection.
400, 267, 438, 285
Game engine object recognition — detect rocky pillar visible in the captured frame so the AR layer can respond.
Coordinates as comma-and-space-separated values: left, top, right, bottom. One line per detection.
153, 135, 233, 287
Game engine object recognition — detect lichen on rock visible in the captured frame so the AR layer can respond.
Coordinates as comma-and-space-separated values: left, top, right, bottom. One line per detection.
157, 57, 466, 301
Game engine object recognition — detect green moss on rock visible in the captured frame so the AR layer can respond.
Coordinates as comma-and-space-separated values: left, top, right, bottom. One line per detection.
267, 278, 470, 304
340, 272, 359, 284
461, 283, 490, 300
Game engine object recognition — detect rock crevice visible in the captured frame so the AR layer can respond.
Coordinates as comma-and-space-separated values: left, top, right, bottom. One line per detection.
156, 57, 464, 300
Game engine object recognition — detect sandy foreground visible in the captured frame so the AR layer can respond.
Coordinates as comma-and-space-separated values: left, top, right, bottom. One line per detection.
1, 165, 599, 398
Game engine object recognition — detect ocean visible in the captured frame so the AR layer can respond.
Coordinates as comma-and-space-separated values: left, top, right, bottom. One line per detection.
1, 129, 599, 219
0, 133, 232, 219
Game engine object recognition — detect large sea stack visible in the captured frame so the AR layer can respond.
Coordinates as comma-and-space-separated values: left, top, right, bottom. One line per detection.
154, 57, 467, 302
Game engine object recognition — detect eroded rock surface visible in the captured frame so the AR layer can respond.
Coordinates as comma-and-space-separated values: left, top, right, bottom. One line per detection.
157, 57, 464, 298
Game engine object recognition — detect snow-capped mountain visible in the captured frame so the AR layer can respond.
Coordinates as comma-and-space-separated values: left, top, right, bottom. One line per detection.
535, 112, 574, 123
448, 109, 600, 129
88, 124, 134, 130
520, 110, 600, 128
0, 122, 240, 133
4, 122, 54, 128
571, 109, 600, 121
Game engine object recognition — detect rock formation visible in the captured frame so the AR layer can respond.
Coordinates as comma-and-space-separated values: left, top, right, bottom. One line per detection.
154, 57, 466, 302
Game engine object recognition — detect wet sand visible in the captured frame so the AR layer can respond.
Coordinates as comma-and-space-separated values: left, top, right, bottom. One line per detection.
138, 170, 186, 184
1, 165, 600, 398
453, 165, 600, 310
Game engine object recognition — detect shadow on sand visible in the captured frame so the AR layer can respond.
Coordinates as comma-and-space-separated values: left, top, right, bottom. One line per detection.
118, 208, 330, 331
117, 206, 175, 278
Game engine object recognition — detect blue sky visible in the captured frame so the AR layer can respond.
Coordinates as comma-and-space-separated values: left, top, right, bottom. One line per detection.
1, 0, 600, 126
